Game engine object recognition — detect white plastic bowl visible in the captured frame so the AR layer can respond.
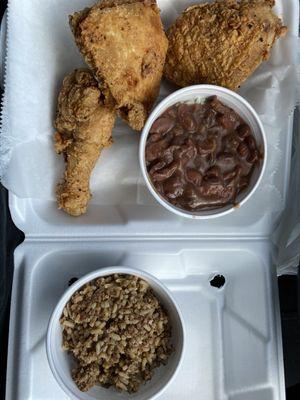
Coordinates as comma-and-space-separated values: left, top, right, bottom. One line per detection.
139, 85, 267, 219
46, 267, 185, 400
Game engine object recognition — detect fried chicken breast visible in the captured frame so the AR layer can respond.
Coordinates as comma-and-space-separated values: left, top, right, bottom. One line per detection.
164, 0, 287, 91
54, 69, 116, 216
70, 0, 168, 131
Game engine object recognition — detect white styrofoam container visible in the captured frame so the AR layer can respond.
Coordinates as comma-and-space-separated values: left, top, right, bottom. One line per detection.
6, 240, 284, 400
3, 0, 298, 239
1, 0, 299, 400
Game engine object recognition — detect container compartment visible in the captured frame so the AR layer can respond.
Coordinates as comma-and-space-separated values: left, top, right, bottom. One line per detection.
2, 1, 298, 399
7, 240, 283, 400
2, 0, 298, 238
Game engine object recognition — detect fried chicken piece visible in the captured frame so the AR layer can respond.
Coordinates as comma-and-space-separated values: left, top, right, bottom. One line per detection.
164, 0, 287, 91
69, 0, 168, 131
54, 69, 116, 216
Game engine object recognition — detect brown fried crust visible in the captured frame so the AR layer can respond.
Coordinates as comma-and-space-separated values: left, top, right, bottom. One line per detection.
54, 69, 116, 216
164, 0, 287, 91
69, 0, 168, 131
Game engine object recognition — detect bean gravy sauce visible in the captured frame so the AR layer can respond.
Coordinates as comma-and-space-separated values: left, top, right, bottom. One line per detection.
145, 96, 263, 211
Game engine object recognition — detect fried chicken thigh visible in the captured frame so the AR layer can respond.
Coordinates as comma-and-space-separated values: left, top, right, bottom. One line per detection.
69, 0, 168, 131
164, 0, 287, 91
54, 69, 116, 216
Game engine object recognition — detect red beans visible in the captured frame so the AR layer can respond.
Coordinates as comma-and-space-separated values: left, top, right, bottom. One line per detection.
245, 136, 256, 150
163, 106, 178, 119
148, 132, 162, 143
175, 140, 197, 165
163, 175, 184, 199
186, 169, 203, 186
171, 125, 184, 137
223, 134, 240, 151
146, 97, 262, 211
217, 113, 234, 130
162, 145, 179, 164
151, 161, 178, 182
216, 153, 236, 172
145, 139, 168, 162
177, 104, 198, 132
180, 114, 197, 132
150, 117, 175, 135
149, 161, 166, 175
198, 138, 217, 155
237, 142, 249, 158
206, 166, 221, 181
237, 124, 251, 139
247, 150, 259, 164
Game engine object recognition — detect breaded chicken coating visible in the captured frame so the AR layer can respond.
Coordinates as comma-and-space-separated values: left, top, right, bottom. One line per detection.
69, 0, 168, 131
164, 0, 287, 91
54, 69, 116, 216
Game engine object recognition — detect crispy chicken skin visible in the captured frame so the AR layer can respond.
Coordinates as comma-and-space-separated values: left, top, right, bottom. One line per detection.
69, 0, 168, 131
164, 0, 287, 91
54, 69, 116, 216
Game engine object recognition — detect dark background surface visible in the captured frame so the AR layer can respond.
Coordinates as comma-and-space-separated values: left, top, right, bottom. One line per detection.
0, 1, 300, 399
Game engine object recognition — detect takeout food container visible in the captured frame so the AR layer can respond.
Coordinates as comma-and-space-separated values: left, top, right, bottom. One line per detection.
3, 0, 298, 399
46, 266, 185, 400
139, 85, 267, 219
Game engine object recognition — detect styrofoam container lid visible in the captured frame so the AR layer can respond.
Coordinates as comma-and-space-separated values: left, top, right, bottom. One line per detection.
139, 85, 267, 219
46, 267, 185, 400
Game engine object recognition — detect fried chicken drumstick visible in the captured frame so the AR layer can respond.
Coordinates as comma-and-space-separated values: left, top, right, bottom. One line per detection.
69, 0, 168, 131
164, 0, 287, 91
54, 69, 116, 216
